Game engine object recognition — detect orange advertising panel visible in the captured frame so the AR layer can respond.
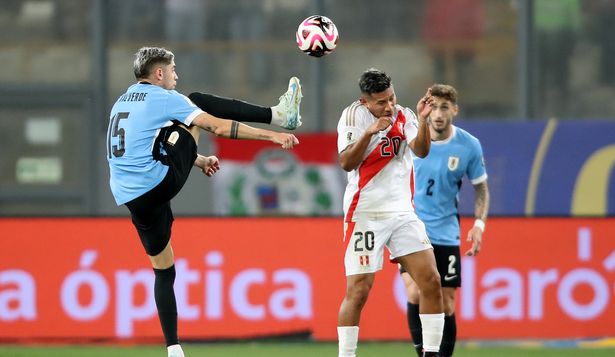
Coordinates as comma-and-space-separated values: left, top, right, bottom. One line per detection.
0, 218, 614, 341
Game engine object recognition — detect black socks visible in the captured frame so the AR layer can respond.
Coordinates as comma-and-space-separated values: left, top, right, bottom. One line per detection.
188, 92, 272, 124
154, 265, 178, 347
407, 302, 423, 356
408, 303, 456, 357
440, 314, 457, 357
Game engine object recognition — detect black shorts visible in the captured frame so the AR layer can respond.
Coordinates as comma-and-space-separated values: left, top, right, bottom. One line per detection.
399, 244, 462, 288
125, 124, 197, 256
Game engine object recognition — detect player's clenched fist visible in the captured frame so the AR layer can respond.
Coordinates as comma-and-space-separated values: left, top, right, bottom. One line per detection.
272, 133, 299, 149
366, 116, 393, 135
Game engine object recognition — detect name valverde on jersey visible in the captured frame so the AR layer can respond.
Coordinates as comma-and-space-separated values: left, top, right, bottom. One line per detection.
337, 101, 421, 223
413, 125, 487, 246
107, 83, 203, 205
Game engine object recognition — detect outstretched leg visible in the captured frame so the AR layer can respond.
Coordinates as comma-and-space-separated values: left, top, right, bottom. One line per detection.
188, 77, 302, 129
188, 92, 272, 124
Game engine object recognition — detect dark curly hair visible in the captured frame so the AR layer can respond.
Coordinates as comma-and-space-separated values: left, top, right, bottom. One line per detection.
358, 68, 392, 95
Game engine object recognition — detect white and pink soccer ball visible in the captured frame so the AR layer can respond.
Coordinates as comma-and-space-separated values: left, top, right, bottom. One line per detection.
296, 15, 339, 57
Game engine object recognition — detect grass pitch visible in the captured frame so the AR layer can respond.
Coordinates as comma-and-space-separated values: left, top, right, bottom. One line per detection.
1, 342, 615, 356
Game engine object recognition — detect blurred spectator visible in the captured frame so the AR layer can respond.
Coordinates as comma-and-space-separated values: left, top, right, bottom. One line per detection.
584, 0, 615, 87
422, 0, 485, 91
207, 0, 270, 86
108, 0, 164, 40
164, 0, 210, 86
165, 0, 208, 41
0, 0, 22, 28
533, 0, 581, 112
52, 0, 90, 40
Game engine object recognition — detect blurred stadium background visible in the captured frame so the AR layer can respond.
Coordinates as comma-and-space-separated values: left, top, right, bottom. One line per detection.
1, 0, 615, 355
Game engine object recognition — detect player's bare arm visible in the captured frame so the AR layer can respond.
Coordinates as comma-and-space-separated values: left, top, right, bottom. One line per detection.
191, 112, 299, 149
339, 116, 392, 171
474, 180, 490, 222
466, 180, 490, 256
409, 89, 433, 158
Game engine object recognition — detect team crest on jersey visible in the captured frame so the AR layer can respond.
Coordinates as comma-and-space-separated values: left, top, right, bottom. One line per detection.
359, 255, 370, 266
448, 156, 460, 171
167, 131, 179, 146
347, 132, 353, 142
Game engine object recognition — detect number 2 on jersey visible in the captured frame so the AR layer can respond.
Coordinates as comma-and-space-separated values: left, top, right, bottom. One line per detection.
448, 254, 457, 275
426, 178, 435, 196
107, 112, 130, 158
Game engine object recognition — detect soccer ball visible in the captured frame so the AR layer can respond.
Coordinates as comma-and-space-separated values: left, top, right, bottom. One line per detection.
296, 15, 339, 57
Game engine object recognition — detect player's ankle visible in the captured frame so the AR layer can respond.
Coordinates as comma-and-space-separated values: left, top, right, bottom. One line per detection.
270, 109, 285, 126
167, 344, 185, 357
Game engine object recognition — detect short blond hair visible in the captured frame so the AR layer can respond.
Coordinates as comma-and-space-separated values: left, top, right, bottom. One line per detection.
133, 47, 174, 79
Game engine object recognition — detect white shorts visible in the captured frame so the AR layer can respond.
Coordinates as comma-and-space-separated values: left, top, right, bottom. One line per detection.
343, 213, 432, 276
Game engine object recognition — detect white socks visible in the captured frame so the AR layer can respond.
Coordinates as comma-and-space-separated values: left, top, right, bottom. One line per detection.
338, 326, 359, 357
270, 106, 284, 126
167, 344, 185, 357
420, 313, 445, 353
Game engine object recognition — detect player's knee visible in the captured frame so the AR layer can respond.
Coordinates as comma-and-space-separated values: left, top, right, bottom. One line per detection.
149, 241, 175, 269
346, 281, 372, 306
426, 269, 441, 286
421, 272, 442, 298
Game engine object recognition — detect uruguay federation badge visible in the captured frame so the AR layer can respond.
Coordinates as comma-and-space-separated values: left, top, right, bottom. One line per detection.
448, 156, 460, 171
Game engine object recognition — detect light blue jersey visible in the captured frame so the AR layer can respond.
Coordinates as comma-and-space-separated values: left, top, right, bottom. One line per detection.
413, 126, 487, 246
106, 82, 203, 205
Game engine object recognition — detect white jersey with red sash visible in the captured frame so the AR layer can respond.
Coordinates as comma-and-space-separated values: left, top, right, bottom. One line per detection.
337, 101, 420, 224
